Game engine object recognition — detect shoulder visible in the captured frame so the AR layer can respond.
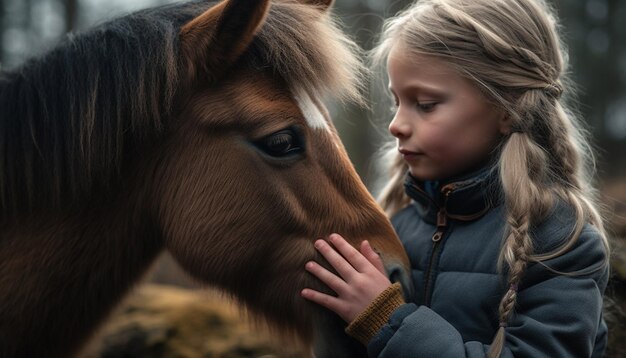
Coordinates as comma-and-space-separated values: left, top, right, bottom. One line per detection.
528, 198, 608, 279
531, 198, 605, 254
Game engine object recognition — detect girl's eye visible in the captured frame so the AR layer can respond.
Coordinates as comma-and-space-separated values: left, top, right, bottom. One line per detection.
418, 102, 438, 112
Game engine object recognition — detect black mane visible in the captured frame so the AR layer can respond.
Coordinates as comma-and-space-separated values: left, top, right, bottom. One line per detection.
0, 2, 209, 216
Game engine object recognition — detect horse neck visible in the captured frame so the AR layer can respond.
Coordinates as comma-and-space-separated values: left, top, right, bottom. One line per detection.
0, 191, 163, 358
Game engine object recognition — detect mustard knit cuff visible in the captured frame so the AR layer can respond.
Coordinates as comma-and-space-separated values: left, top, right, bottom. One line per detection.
345, 282, 405, 345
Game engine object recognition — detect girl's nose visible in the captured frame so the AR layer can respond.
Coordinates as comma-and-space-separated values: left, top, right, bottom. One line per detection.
388, 112, 411, 139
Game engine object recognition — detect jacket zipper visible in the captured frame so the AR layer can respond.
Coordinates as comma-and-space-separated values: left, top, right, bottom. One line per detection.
423, 185, 454, 307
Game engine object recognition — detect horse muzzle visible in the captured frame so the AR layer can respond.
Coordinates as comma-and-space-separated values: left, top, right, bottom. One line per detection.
385, 261, 415, 303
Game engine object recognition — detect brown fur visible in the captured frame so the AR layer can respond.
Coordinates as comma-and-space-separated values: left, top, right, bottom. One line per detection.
0, 1, 409, 357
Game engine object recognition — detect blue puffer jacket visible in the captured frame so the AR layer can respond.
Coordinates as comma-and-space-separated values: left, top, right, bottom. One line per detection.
368, 170, 609, 357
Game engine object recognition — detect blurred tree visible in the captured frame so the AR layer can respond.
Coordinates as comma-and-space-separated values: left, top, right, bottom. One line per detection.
24, 0, 32, 30
554, 0, 626, 179
0, 0, 4, 64
64, 0, 77, 32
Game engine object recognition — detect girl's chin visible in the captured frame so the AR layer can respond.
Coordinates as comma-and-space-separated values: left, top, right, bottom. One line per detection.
408, 169, 439, 182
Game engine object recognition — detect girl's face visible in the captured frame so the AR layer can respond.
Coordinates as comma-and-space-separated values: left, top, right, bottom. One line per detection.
387, 45, 510, 181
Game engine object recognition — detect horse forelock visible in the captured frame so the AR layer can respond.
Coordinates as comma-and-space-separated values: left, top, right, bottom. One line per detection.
292, 88, 330, 131
245, 1, 367, 106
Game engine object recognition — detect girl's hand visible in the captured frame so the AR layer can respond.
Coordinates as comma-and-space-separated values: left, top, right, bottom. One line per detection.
301, 233, 392, 323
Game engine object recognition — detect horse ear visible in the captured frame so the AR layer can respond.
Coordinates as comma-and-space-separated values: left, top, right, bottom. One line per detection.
302, 0, 334, 11
180, 0, 270, 79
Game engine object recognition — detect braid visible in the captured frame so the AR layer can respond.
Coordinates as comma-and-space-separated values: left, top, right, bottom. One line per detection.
531, 99, 609, 262
489, 203, 535, 358
490, 131, 553, 357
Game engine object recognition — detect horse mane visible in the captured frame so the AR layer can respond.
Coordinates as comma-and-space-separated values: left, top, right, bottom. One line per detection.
0, 0, 365, 219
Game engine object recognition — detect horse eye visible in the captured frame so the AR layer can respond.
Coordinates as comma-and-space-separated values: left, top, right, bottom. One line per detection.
256, 128, 303, 157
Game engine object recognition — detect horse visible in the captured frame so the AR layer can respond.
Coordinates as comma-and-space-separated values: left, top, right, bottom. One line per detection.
0, 0, 412, 357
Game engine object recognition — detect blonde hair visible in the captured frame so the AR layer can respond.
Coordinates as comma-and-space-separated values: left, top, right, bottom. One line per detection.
371, 0, 610, 356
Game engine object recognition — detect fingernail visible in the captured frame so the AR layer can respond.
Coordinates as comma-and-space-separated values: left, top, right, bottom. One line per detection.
314, 240, 323, 249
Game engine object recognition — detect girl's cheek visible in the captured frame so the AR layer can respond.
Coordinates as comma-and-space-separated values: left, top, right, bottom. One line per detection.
420, 126, 454, 154
422, 131, 471, 166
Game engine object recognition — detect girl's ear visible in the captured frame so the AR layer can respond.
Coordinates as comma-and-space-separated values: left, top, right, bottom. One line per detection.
180, 0, 270, 79
498, 111, 513, 135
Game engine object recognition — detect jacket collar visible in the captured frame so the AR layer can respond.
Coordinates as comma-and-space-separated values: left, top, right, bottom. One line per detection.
403, 167, 502, 225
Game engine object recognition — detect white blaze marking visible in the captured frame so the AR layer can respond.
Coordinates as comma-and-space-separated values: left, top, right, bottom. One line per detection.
294, 89, 330, 131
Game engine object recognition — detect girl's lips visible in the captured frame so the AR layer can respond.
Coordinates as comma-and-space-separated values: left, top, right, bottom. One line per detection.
399, 148, 421, 154
399, 148, 422, 160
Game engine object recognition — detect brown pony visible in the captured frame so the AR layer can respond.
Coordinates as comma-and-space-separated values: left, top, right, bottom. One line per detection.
0, 0, 411, 357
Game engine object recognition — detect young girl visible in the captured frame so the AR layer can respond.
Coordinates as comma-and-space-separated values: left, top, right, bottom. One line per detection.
300, 0, 610, 357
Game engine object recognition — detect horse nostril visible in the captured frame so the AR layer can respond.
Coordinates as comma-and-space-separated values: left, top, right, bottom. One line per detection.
385, 263, 415, 303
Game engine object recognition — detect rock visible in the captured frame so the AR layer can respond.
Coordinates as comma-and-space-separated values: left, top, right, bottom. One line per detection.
80, 284, 308, 358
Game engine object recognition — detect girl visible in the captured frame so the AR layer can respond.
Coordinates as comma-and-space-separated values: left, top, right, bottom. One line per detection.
300, 0, 610, 357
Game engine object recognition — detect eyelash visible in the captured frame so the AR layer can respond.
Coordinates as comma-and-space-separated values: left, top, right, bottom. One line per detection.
391, 101, 438, 113
417, 102, 437, 112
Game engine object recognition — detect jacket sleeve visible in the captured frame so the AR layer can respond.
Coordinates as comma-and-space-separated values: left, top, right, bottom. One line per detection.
366, 227, 609, 358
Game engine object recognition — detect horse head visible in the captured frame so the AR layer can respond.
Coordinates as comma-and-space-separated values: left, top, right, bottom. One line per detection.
154, 0, 412, 355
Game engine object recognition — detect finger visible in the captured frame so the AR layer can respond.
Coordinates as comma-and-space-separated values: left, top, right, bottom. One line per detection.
314, 239, 356, 280
305, 261, 348, 295
360, 240, 386, 274
328, 233, 371, 273
300, 288, 344, 314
